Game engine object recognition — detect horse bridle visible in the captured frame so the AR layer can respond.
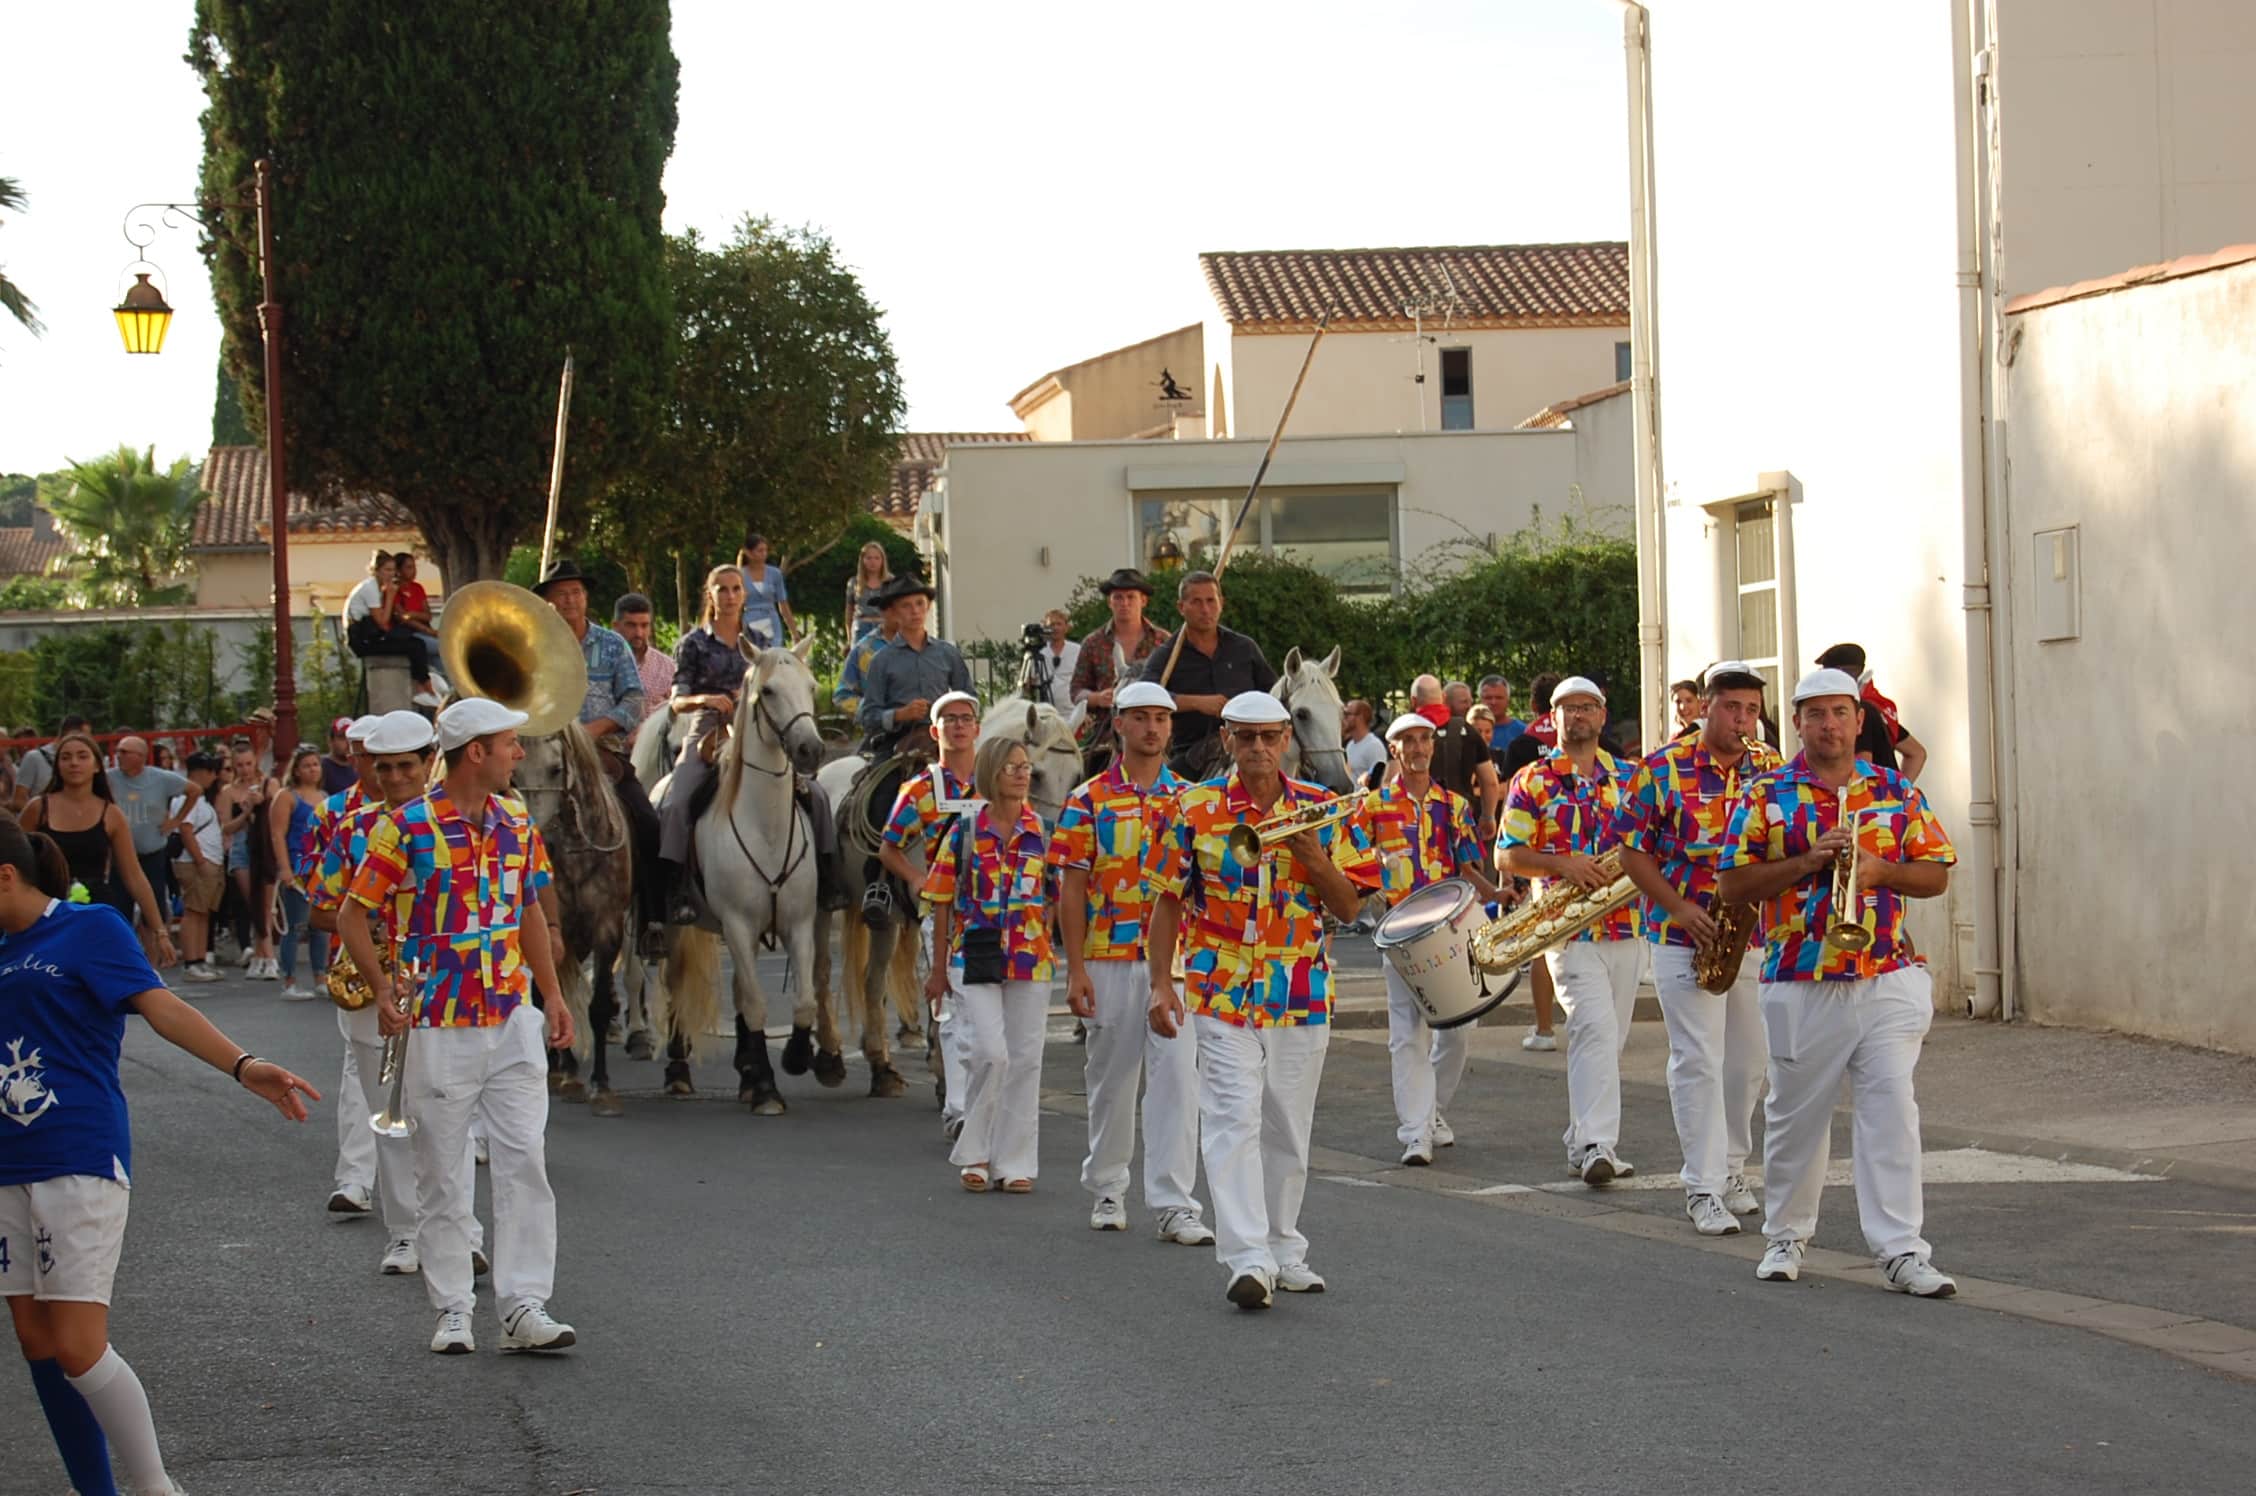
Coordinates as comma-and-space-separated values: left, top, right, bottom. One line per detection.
720, 680, 818, 939
1277, 673, 1350, 777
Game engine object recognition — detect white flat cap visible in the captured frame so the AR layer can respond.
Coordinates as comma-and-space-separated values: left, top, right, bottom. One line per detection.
1791, 667, 1862, 705
931, 690, 979, 720
1221, 690, 1290, 725
1552, 675, 1605, 706
1385, 712, 1434, 742
345, 714, 385, 743
1703, 660, 1764, 690
1114, 680, 1175, 712
363, 710, 436, 755
436, 697, 529, 751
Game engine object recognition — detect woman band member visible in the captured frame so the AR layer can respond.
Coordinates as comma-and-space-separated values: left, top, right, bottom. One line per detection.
1, 816, 316, 1496
923, 736, 1056, 1194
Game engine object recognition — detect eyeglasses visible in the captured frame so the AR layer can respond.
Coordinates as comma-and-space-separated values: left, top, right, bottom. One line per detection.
937, 713, 977, 727
1556, 701, 1605, 716
1230, 728, 1287, 746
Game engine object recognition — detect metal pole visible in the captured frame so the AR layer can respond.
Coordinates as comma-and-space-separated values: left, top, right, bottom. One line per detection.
538, 352, 576, 578
254, 158, 298, 753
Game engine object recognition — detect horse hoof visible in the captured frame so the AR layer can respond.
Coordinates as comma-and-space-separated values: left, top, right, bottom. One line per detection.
663, 1061, 694, 1097
813, 1049, 847, 1088
780, 1026, 815, 1076
741, 1083, 786, 1115
555, 1077, 589, 1103
546, 1070, 567, 1095
895, 1023, 926, 1047
869, 1065, 907, 1099
624, 1029, 655, 1062
590, 1089, 625, 1118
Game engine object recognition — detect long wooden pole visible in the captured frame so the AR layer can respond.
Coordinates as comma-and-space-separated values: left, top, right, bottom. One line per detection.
1157, 307, 1334, 690
538, 350, 576, 577
253, 158, 298, 754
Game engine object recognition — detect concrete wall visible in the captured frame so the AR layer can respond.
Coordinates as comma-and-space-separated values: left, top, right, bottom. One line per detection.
1648, 1, 1978, 999
1996, 0, 2256, 298
1218, 323, 1626, 440
2002, 257, 2256, 1052
195, 531, 443, 616
932, 429, 1593, 647
1014, 325, 1204, 442
1563, 389, 1637, 518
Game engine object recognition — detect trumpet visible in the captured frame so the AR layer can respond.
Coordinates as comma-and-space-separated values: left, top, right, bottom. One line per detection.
1824, 789, 1875, 953
369, 940, 429, 1140
1224, 792, 1367, 863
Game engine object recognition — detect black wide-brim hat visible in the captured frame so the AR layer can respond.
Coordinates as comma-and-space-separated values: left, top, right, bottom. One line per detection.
532, 557, 590, 597
870, 574, 937, 607
1097, 567, 1154, 597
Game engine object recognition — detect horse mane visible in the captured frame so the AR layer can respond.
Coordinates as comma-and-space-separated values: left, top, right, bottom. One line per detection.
630, 703, 676, 791
559, 721, 628, 851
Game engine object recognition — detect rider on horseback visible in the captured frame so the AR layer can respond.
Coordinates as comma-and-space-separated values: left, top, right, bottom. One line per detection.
1138, 570, 1276, 782
856, 576, 971, 760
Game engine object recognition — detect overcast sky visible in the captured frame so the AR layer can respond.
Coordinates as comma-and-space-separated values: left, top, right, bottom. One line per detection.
0, 0, 1629, 477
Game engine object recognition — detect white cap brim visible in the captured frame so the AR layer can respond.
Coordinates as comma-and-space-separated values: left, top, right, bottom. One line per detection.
436, 698, 531, 751
1552, 675, 1605, 706
1792, 667, 1863, 705
931, 690, 979, 721
1384, 712, 1434, 742
1113, 681, 1175, 713
1220, 690, 1290, 726
364, 710, 437, 755
345, 714, 386, 743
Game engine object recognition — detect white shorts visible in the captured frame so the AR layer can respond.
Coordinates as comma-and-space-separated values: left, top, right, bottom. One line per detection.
0, 1175, 131, 1305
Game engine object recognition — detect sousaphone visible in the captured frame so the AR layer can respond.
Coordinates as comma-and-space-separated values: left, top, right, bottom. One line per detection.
438, 580, 590, 736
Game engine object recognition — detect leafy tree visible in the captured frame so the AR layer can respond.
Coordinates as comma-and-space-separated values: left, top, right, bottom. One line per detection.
787, 512, 924, 632
39, 446, 203, 607
0, 574, 69, 610
211, 361, 255, 447
189, 2, 680, 584
0, 175, 40, 346
595, 218, 905, 601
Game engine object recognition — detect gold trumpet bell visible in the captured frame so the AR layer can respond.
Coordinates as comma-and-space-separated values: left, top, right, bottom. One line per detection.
1224, 792, 1365, 863
437, 580, 590, 737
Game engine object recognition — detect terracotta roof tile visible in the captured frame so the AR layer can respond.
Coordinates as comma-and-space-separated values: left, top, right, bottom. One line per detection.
1200, 243, 1629, 331
193, 445, 423, 550
869, 433, 1035, 525
1516, 379, 1633, 430
0, 525, 68, 579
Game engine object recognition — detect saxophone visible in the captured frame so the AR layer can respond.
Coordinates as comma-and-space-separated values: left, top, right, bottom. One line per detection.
325, 932, 396, 1012
1691, 735, 1770, 992
1469, 849, 1639, 974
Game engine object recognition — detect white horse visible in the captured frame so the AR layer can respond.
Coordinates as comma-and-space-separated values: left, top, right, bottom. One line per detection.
649, 636, 839, 1115
981, 696, 1087, 825
1275, 645, 1353, 793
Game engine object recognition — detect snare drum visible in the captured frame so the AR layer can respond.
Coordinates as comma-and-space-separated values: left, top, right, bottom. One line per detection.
1372, 878, 1521, 1029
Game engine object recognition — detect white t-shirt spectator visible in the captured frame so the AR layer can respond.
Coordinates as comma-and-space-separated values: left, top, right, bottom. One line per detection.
345, 576, 382, 624
171, 792, 222, 865
1346, 731, 1389, 784
1043, 639, 1079, 712
15, 744, 55, 799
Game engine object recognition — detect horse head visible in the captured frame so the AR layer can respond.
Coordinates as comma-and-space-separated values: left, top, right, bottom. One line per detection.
981, 697, 1086, 825
1278, 644, 1351, 793
737, 633, 826, 778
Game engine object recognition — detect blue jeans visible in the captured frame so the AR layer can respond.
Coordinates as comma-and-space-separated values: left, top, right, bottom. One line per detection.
276, 884, 327, 982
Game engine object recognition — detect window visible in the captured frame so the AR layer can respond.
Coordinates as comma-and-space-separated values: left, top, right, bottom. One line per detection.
1731, 497, 1782, 701
1439, 347, 1473, 431
1136, 490, 1396, 595
1615, 340, 1632, 382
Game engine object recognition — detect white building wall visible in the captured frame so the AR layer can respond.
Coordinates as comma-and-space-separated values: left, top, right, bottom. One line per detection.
2002, 257, 2256, 1053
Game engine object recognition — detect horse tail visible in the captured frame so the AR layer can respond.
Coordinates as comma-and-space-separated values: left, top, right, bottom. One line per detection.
842, 916, 871, 1049
557, 944, 593, 1062
631, 703, 674, 792
890, 921, 922, 1033
664, 927, 723, 1062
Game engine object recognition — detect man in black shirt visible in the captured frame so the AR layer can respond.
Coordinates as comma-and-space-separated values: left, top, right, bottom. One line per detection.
1814, 642, 1927, 780
1427, 678, 1502, 841
1141, 570, 1275, 777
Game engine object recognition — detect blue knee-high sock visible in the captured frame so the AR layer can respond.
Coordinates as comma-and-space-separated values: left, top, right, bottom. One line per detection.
28, 1356, 119, 1496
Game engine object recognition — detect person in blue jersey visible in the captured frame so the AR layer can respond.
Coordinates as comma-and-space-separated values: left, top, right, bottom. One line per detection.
0, 816, 319, 1496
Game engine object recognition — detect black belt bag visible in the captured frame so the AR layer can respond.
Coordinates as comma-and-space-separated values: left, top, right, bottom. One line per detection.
959, 926, 1007, 986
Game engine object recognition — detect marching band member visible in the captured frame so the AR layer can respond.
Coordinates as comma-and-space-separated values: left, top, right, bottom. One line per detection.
338, 699, 579, 1355
2, 815, 316, 1496
1369, 713, 1501, 1166
878, 689, 982, 1135
1500, 675, 1645, 1186
1718, 669, 1958, 1296
309, 711, 487, 1279
1146, 691, 1374, 1311
921, 738, 1056, 1193
1614, 663, 1782, 1235
316, 713, 383, 1219
1050, 681, 1211, 1241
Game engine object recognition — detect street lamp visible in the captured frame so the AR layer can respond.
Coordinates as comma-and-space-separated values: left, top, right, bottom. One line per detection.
117, 158, 297, 752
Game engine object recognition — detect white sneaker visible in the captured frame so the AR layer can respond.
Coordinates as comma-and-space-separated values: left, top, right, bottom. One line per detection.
472, 1248, 490, 1278
1400, 1138, 1434, 1167
1276, 1263, 1327, 1293
326, 1184, 372, 1216
1614, 1156, 1638, 1179
1686, 1193, 1741, 1236
1521, 1028, 1557, 1052
1226, 1269, 1274, 1311
942, 1115, 965, 1143
1431, 1114, 1455, 1148
1722, 1173, 1761, 1215
1089, 1196, 1128, 1232
1580, 1147, 1621, 1186
380, 1238, 420, 1275
430, 1309, 475, 1354
499, 1298, 576, 1352
1756, 1238, 1805, 1283
1156, 1208, 1215, 1246
238, 946, 256, 969
280, 982, 316, 1001
180, 962, 221, 984
250, 957, 278, 981
1881, 1253, 1957, 1298
474, 1136, 490, 1167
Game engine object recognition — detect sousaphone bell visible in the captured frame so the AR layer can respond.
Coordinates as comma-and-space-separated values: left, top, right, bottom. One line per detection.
438, 580, 590, 736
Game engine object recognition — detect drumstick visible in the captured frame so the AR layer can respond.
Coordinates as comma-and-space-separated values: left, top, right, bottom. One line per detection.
1157, 307, 1336, 691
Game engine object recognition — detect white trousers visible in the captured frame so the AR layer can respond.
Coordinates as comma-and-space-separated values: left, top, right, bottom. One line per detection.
333, 1040, 377, 1194
1652, 944, 1768, 1194
1545, 938, 1645, 1160
1758, 966, 1934, 1260
407, 1004, 556, 1315
949, 981, 1047, 1181
1384, 963, 1472, 1146
1080, 960, 1201, 1215
343, 1030, 484, 1251
938, 985, 972, 1126
1196, 1016, 1328, 1278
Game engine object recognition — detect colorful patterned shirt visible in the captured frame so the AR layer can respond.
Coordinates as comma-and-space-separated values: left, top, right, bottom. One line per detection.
573, 620, 644, 736
1047, 762, 1185, 963
832, 628, 892, 719
308, 783, 366, 878
923, 803, 1057, 982
1614, 734, 1785, 947
345, 785, 555, 1028
1720, 755, 1956, 982
1143, 772, 1379, 1028
310, 800, 393, 920
1069, 620, 1173, 745
632, 644, 676, 723
1363, 778, 1481, 904
1501, 748, 1642, 943
882, 762, 977, 866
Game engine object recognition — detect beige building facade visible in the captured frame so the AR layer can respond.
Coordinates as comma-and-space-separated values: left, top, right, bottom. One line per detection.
191, 445, 441, 618
1009, 325, 1205, 442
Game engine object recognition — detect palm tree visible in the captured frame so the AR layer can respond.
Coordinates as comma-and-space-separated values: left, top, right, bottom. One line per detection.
0, 175, 41, 340
40, 446, 204, 607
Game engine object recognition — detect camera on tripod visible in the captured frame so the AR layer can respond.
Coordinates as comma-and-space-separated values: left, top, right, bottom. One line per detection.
1020, 621, 1047, 653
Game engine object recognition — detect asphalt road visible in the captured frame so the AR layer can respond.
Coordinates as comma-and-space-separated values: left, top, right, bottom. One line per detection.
4, 963, 2253, 1496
